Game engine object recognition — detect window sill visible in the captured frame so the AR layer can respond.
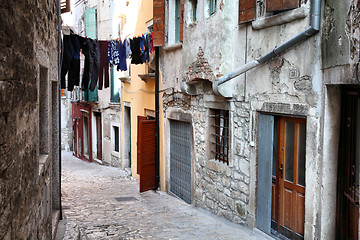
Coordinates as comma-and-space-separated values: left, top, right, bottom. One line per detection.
138, 73, 155, 82
119, 76, 131, 83
252, 7, 307, 30
109, 102, 121, 109
39, 154, 50, 177
111, 151, 120, 157
164, 42, 182, 52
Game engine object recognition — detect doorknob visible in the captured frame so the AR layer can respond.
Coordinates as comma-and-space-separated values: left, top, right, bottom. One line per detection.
280, 164, 283, 178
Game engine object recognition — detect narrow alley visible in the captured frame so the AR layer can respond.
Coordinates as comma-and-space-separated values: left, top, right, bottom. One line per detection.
59, 151, 266, 239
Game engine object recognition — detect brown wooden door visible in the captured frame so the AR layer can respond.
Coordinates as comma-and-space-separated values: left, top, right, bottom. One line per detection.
95, 113, 102, 160
336, 89, 360, 240
137, 116, 156, 193
272, 117, 306, 239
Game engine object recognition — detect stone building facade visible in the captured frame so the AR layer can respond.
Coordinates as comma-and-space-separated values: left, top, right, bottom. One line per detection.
0, 1, 61, 239
159, 0, 360, 239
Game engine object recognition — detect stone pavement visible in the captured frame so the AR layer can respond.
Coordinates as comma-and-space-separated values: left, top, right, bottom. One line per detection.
58, 151, 268, 240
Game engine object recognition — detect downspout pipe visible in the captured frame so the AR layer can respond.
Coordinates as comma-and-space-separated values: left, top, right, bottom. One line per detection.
153, 46, 160, 191
213, 0, 321, 92
57, 0, 63, 220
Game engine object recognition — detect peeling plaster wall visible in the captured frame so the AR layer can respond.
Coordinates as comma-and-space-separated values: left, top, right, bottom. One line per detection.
322, 0, 360, 84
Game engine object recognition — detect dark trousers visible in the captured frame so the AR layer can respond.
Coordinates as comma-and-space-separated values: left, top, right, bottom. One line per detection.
98, 41, 109, 90
61, 35, 80, 91
79, 37, 100, 91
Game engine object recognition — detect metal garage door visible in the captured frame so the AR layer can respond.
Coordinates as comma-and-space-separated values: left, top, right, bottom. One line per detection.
170, 120, 191, 204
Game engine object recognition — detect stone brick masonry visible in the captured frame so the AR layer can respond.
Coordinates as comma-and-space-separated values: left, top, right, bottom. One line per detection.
0, 1, 60, 239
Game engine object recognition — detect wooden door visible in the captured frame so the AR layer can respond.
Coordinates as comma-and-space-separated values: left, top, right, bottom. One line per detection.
336, 89, 359, 240
95, 113, 102, 160
137, 116, 156, 192
272, 117, 306, 239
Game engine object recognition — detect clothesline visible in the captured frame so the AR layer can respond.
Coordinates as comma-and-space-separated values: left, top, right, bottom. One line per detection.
61, 30, 154, 92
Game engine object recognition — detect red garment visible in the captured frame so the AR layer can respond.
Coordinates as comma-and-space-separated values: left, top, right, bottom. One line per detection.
150, 32, 154, 53
98, 40, 110, 90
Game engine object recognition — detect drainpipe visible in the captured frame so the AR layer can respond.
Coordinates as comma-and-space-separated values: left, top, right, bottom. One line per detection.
57, 0, 63, 220
153, 46, 160, 190
212, 0, 321, 97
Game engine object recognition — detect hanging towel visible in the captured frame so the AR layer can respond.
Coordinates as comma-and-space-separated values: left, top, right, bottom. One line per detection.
108, 40, 120, 66
130, 37, 142, 64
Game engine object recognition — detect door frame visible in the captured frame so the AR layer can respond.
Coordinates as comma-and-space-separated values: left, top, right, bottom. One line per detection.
257, 113, 306, 240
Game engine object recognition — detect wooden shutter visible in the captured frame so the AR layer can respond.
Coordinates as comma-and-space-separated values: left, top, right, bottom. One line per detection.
256, 114, 274, 234
61, 0, 70, 14
266, 0, 300, 12
137, 116, 147, 174
153, 0, 165, 46
137, 116, 156, 193
84, 8, 98, 102
239, 0, 256, 24
180, 0, 184, 42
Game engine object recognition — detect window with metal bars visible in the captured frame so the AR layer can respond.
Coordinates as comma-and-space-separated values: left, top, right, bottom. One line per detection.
209, 109, 229, 164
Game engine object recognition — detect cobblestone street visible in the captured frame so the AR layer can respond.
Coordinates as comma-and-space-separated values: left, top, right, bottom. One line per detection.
59, 151, 267, 240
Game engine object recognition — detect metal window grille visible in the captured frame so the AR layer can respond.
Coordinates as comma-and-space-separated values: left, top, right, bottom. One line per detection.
210, 109, 229, 164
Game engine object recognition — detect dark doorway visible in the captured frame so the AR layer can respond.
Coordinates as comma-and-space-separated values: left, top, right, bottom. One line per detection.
336, 88, 360, 240
95, 112, 102, 160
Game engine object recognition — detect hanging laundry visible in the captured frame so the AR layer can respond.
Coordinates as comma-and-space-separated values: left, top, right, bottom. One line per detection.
108, 40, 120, 66
130, 37, 142, 64
98, 40, 110, 90
124, 38, 131, 59
61, 34, 81, 91
79, 37, 100, 91
142, 34, 150, 63
117, 40, 127, 71
149, 32, 154, 53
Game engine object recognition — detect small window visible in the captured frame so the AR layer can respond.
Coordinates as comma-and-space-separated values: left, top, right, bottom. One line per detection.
175, 0, 181, 42
209, 109, 229, 164
192, 0, 197, 22
39, 66, 49, 155
209, 0, 216, 15
110, 66, 120, 103
113, 126, 119, 152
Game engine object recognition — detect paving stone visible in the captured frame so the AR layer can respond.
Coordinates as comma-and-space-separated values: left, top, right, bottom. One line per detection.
60, 151, 267, 240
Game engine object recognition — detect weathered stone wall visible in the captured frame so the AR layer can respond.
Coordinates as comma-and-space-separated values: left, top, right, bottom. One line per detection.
0, 1, 59, 239
162, 0, 325, 238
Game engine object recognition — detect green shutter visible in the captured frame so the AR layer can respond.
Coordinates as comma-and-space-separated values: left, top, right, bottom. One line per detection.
85, 8, 97, 39
210, 0, 216, 15
192, 0, 197, 22
110, 67, 120, 103
175, 0, 180, 43
84, 8, 97, 102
